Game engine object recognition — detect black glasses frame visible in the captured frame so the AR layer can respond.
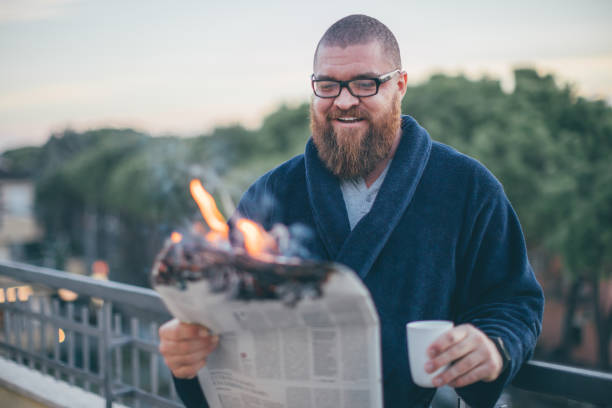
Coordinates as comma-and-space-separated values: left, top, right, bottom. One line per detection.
311, 69, 401, 98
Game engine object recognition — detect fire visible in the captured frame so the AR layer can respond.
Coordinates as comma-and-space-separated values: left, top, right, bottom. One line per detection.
189, 179, 229, 239
205, 231, 226, 243
236, 219, 276, 258
170, 232, 183, 243
188, 179, 276, 258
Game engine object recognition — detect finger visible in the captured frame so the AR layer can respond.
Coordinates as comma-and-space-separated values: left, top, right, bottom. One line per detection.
448, 362, 492, 388
159, 319, 211, 341
158, 318, 178, 340
175, 336, 219, 357
159, 335, 219, 356
176, 322, 210, 339
427, 324, 470, 358
432, 350, 483, 387
164, 348, 211, 368
171, 356, 208, 379
426, 333, 478, 373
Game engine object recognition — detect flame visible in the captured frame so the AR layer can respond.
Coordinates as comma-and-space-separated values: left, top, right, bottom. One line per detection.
187, 180, 276, 258
58, 329, 66, 343
235, 219, 276, 258
205, 231, 226, 243
170, 232, 183, 243
190, 179, 229, 238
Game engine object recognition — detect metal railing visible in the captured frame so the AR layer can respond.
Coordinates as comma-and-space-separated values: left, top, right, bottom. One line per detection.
512, 360, 612, 407
0, 259, 179, 408
1, 259, 612, 408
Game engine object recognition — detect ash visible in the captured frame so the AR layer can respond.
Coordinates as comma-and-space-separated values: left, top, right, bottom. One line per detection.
152, 232, 335, 307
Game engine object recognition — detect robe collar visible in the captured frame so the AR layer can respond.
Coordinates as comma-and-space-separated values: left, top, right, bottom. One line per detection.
304, 115, 432, 278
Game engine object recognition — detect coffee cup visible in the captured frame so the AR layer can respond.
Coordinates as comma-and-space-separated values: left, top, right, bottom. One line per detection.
406, 320, 454, 387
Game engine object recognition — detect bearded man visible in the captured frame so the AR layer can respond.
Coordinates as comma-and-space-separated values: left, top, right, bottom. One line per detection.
159, 15, 544, 408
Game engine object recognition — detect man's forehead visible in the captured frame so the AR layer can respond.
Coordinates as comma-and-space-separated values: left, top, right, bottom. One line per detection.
313, 41, 393, 75
314, 71, 380, 81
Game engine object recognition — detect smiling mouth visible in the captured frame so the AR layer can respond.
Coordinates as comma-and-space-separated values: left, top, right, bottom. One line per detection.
335, 117, 364, 123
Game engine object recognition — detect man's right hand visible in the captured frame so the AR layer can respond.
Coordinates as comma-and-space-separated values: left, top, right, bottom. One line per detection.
158, 318, 219, 379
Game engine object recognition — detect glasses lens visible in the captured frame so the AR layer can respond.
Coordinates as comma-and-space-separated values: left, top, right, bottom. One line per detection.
314, 81, 340, 97
349, 79, 377, 96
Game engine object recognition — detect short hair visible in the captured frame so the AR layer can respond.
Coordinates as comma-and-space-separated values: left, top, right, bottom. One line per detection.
314, 15, 401, 71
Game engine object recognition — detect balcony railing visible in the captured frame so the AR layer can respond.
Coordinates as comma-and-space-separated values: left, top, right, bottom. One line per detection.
1, 259, 611, 408
0, 259, 177, 408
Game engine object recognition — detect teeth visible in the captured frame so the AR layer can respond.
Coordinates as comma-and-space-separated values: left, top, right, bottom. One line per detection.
337, 117, 361, 123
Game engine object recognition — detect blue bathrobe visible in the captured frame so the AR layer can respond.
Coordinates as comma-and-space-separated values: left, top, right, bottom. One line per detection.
174, 115, 544, 408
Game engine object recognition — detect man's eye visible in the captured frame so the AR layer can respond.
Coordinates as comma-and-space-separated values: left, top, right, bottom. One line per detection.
352, 80, 376, 90
318, 82, 337, 92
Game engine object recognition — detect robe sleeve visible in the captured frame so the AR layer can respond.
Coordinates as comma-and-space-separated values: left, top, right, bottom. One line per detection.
172, 376, 208, 408
454, 185, 544, 408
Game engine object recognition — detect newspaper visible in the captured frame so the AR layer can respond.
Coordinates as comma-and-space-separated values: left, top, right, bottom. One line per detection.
154, 263, 382, 408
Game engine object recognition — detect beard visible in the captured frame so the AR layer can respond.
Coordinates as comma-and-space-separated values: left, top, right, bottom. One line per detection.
310, 94, 401, 180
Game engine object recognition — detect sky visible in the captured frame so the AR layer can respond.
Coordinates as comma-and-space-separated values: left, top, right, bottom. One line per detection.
1, 0, 611, 152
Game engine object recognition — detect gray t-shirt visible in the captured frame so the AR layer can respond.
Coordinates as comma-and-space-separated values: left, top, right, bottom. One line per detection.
340, 160, 392, 230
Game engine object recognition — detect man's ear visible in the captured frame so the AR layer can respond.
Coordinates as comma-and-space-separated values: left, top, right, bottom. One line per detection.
397, 71, 408, 97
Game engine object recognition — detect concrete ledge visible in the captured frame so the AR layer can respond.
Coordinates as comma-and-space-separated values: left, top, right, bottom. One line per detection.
0, 356, 128, 408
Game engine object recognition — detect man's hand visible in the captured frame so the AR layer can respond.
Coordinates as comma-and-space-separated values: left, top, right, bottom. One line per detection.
158, 318, 219, 379
425, 324, 503, 388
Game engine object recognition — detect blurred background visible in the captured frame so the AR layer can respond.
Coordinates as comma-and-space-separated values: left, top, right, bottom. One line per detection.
1, 0, 611, 404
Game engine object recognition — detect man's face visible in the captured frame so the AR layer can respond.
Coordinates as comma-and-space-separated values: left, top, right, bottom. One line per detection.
310, 41, 407, 179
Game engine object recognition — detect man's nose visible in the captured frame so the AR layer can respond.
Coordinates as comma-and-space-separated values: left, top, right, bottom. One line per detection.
333, 86, 359, 110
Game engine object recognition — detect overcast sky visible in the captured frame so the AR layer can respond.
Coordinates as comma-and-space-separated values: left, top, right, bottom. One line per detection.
1, 0, 611, 152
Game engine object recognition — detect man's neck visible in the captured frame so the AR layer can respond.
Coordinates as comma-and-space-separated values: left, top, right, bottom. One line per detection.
364, 129, 402, 188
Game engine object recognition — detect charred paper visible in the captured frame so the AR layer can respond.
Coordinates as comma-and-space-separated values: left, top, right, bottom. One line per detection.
152, 232, 335, 307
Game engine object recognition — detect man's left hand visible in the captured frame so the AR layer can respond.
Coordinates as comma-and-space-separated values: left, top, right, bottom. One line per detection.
425, 324, 504, 388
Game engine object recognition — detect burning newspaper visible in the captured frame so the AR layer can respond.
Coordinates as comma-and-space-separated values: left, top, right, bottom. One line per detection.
152, 180, 382, 408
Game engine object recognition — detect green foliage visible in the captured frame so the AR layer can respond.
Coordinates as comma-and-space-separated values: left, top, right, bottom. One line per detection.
104, 137, 194, 223
59, 133, 148, 206
0, 146, 42, 177
403, 74, 506, 151
258, 103, 310, 154
189, 125, 254, 173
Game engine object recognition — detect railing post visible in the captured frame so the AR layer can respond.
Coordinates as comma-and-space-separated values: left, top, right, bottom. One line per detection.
101, 301, 113, 408
131, 317, 141, 408
52, 299, 60, 380
82, 305, 91, 391
25, 297, 35, 370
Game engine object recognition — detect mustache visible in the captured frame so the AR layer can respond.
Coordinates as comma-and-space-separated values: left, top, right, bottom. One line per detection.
327, 107, 371, 121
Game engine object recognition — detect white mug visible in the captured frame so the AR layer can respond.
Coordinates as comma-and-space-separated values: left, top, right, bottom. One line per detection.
406, 320, 454, 387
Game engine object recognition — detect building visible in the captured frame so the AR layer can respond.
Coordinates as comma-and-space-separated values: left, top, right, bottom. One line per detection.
0, 173, 43, 261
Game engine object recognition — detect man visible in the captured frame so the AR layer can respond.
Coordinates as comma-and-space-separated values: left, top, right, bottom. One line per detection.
159, 15, 544, 408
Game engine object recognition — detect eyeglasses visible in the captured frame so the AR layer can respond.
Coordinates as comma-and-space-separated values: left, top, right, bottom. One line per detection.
311, 69, 400, 98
